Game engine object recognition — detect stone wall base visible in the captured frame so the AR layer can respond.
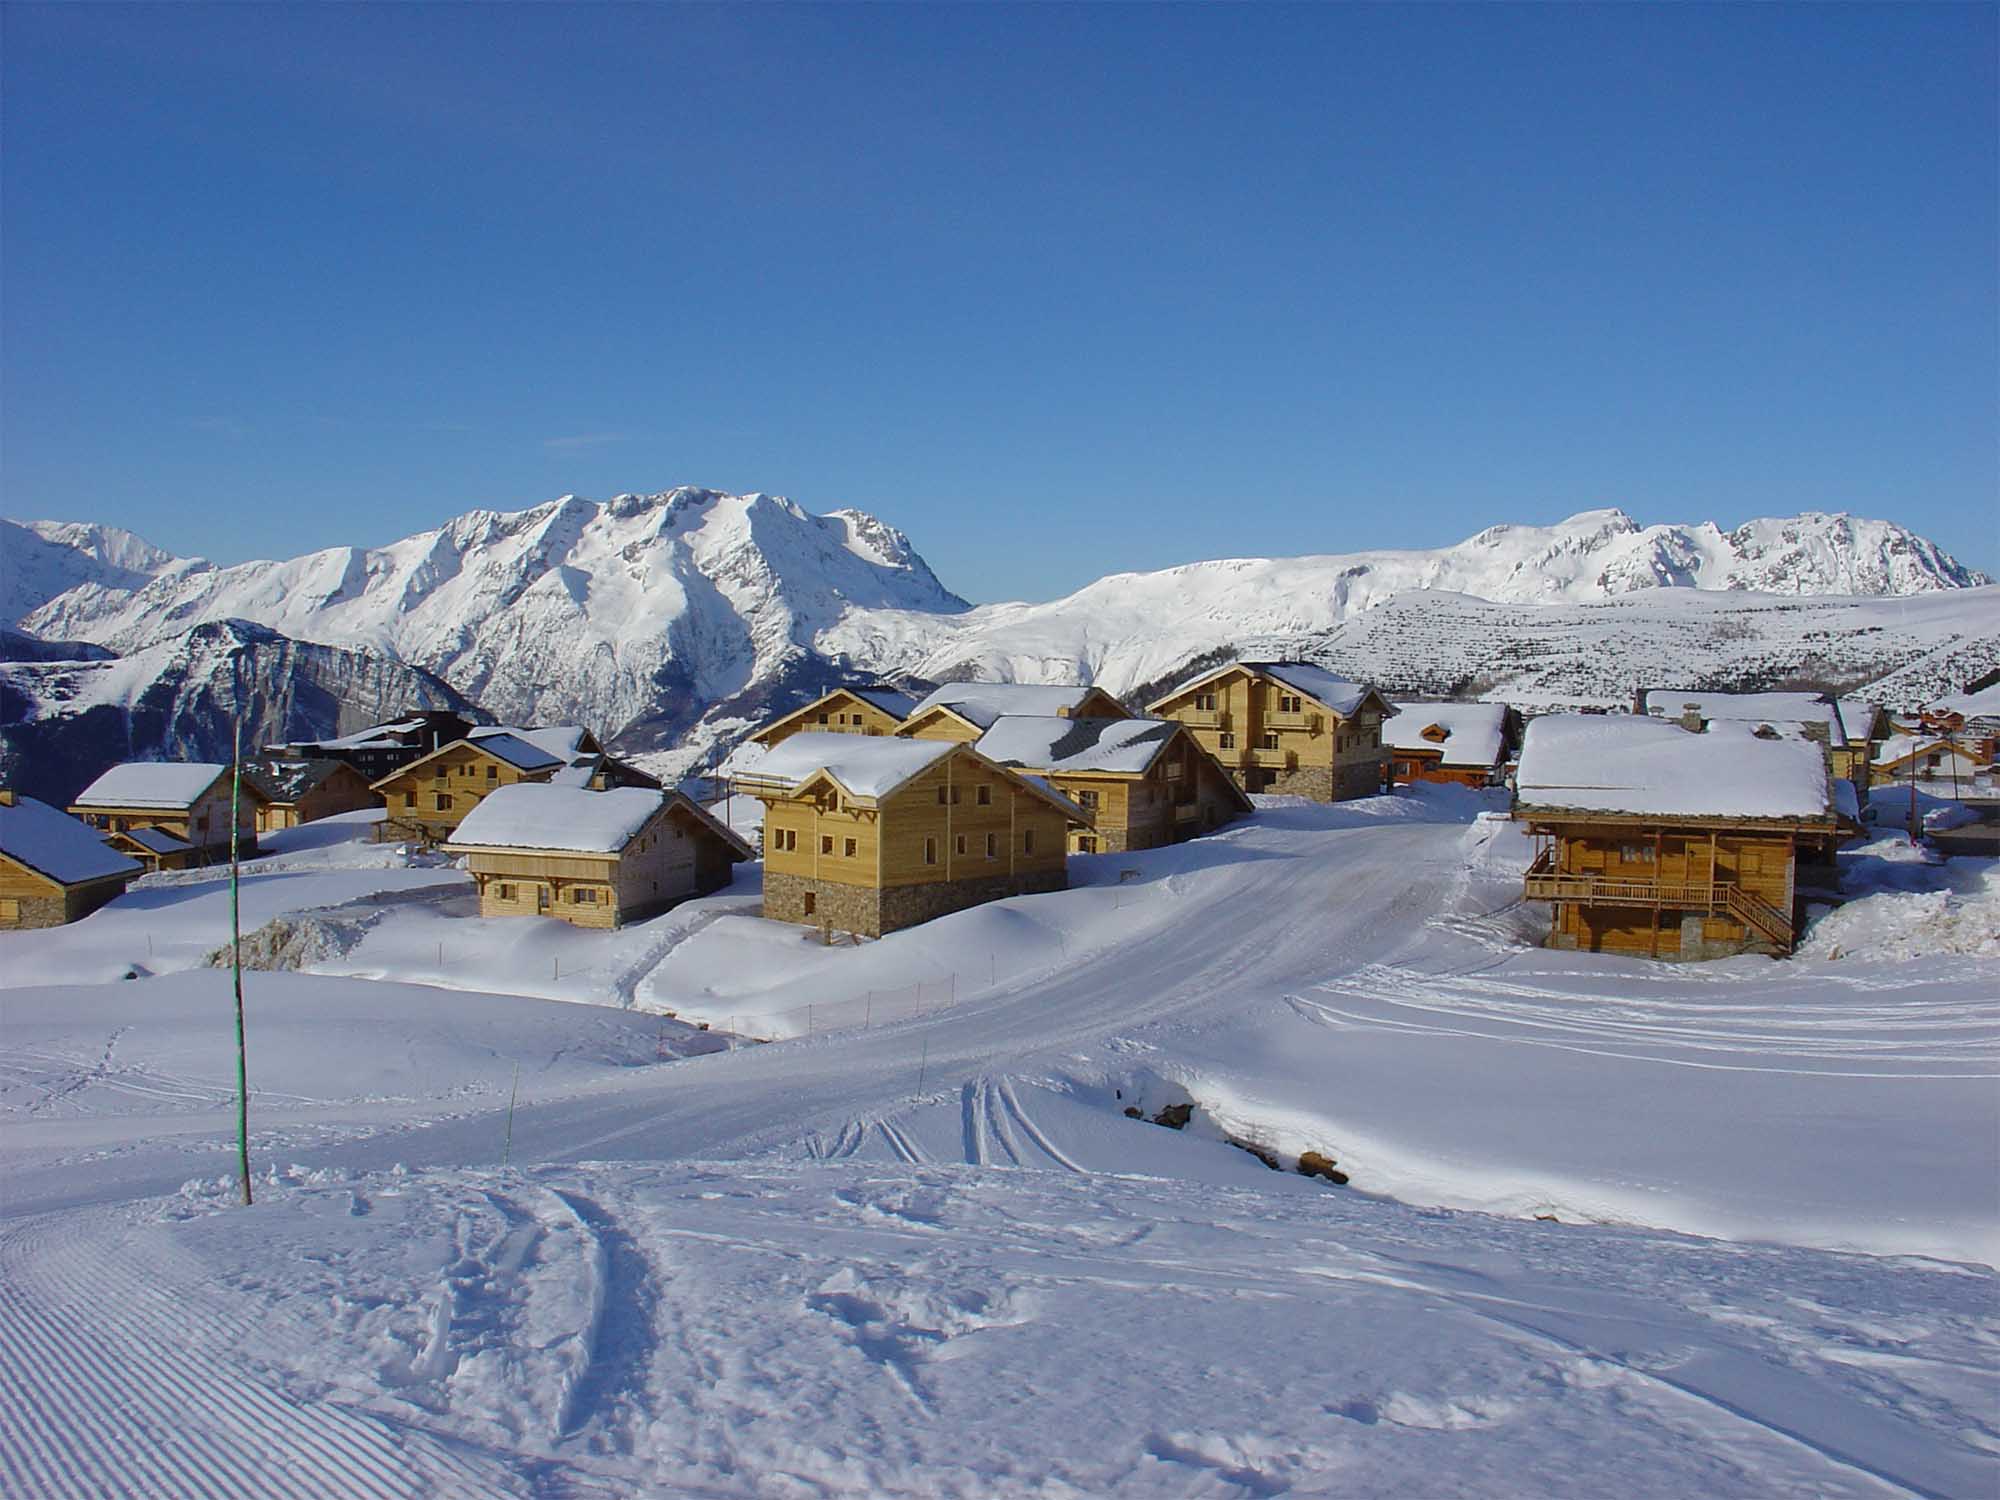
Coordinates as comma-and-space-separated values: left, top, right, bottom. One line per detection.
765, 868, 1066, 938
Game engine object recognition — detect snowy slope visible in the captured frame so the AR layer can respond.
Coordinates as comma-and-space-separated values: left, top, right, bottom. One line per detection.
0, 518, 183, 627
1, 796, 1995, 1496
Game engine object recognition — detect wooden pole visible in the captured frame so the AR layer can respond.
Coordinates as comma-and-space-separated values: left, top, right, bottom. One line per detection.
230, 715, 253, 1207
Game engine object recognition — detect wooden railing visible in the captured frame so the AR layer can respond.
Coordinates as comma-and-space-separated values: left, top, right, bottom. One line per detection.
1182, 709, 1230, 729
1264, 710, 1322, 734
1522, 850, 1795, 950
1247, 747, 1297, 770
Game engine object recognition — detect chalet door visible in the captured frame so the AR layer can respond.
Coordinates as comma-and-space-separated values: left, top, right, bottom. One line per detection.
536, 885, 551, 913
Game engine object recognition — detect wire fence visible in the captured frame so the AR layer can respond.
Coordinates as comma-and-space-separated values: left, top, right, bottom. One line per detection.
711, 971, 971, 1043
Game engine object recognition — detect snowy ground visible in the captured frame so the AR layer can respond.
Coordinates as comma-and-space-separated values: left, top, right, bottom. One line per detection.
2, 790, 1995, 1497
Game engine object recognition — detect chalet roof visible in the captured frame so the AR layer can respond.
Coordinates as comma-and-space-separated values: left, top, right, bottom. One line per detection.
458, 732, 563, 773
117, 826, 195, 856
851, 687, 918, 717
1515, 714, 1832, 823
72, 761, 229, 811
312, 717, 429, 749
973, 716, 1179, 775
739, 733, 956, 798
474, 724, 596, 763
1384, 702, 1508, 765
247, 757, 352, 803
1836, 698, 1887, 745
447, 784, 666, 855
908, 683, 1115, 731
1152, 661, 1387, 720
0, 794, 142, 885
1930, 682, 2000, 722
738, 732, 1090, 821
1637, 690, 1847, 749
1872, 734, 1990, 769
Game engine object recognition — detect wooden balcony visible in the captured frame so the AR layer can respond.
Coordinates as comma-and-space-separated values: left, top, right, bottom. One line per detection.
1263, 710, 1322, 734
1182, 709, 1231, 730
1246, 747, 1297, 771
1522, 851, 1793, 949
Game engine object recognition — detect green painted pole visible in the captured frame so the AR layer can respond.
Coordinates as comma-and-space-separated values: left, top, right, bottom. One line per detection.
231, 715, 253, 1206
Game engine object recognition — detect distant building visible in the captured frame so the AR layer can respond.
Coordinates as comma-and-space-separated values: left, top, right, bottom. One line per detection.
1148, 661, 1393, 799
749, 687, 918, 749
971, 716, 1251, 853
246, 757, 379, 833
69, 762, 264, 862
897, 683, 1132, 742
1835, 699, 1893, 789
445, 784, 752, 929
734, 732, 1081, 937
1635, 689, 1858, 785
0, 788, 141, 929
371, 725, 651, 843
106, 825, 198, 874
1384, 702, 1513, 788
1871, 733, 1991, 790
269, 711, 477, 783
1514, 714, 1844, 960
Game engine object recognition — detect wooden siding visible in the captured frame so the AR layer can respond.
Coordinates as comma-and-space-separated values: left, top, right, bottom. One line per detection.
71, 776, 257, 858
1028, 732, 1247, 854
374, 742, 554, 841
460, 806, 730, 928
0, 856, 131, 929
258, 764, 379, 832
753, 691, 906, 749
1152, 668, 1387, 799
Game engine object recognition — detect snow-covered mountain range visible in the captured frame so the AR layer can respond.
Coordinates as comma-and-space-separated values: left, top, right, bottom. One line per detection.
4, 494, 1992, 780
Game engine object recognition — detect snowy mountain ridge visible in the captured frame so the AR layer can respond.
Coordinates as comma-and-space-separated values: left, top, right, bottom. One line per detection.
6, 494, 1989, 773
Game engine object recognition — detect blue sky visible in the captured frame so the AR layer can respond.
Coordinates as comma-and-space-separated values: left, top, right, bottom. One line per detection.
4, 3, 1993, 601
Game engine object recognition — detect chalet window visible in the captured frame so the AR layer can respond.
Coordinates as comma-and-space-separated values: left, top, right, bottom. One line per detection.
826, 792, 840, 811
487, 764, 497, 780
1076, 790, 1100, 810
955, 834, 967, 856
1023, 828, 1036, 854
804, 892, 817, 916
1617, 844, 1656, 864
573, 887, 599, 904
435, 765, 447, 779
498, 883, 516, 900
924, 837, 938, 865
1279, 694, 1302, 714
404, 793, 416, 808
1261, 732, 1280, 750
844, 837, 857, 857
821, 835, 834, 855
937, 787, 948, 805
1078, 836, 1099, 854
1194, 692, 1217, 711
950, 786, 961, 805
976, 785, 991, 806
434, 793, 453, 811
985, 832, 997, 859
817, 713, 829, 724
1218, 733, 1236, 749
1164, 761, 1184, 780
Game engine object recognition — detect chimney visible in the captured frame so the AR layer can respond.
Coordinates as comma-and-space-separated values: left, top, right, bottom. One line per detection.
1679, 704, 1705, 734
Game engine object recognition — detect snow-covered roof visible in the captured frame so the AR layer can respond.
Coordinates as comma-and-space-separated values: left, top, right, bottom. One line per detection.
1638, 690, 1846, 749
1153, 661, 1385, 720
1515, 714, 1832, 822
1930, 683, 2000, 721
1872, 734, 1989, 769
851, 688, 917, 718
1385, 702, 1508, 765
249, 757, 351, 803
974, 716, 1179, 775
0, 794, 142, 884
117, 826, 194, 855
447, 785, 664, 854
908, 683, 1113, 731
475, 724, 593, 763
737, 733, 955, 799
71, 761, 229, 810
1836, 698, 1886, 745
459, 731, 563, 773
306, 717, 432, 751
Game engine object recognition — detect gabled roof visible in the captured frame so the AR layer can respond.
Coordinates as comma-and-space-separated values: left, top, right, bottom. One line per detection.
1385, 702, 1508, 765
447, 784, 661, 855
735, 731, 1090, 822
247, 757, 360, 804
1149, 661, 1390, 720
373, 731, 561, 789
115, 826, 195, 856
1872, 734, 1990, 769
72, 761, 233, 810
1836, 698, 1889, 745
750, 687, 917, 743
973, 716, 1181, 776
907, 682, 1125, 732
0, 794, 142, 885
1515, 714, 1832, 823
1637, 690, 1847, 750
473, 724, 599, 763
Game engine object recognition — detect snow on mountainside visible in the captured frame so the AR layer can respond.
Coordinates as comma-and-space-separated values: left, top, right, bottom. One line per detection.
0, 517, 185, 627
8, 497, 1990, 775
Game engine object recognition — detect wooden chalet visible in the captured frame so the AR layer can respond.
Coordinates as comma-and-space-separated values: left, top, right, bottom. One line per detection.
1636, 690, 1855, 786
371, 725, 647, 843
445, 784, 753, 929
106, 825, 198, 873
1835, 699, 1892, 789
0, 788, 141, 929
270, 711, 478, 783
971, 716, 1252, 853
749, 687, 918, 749
897, 683, 1132, 743
1871, 731, 1992, 791
69, 762, 264, 862
734, 732, 1082, 937
1147, 661, 1393, 800
247, 757, 378, 833
1514, 714, 1841, 960
1384, 702, 1512, 788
